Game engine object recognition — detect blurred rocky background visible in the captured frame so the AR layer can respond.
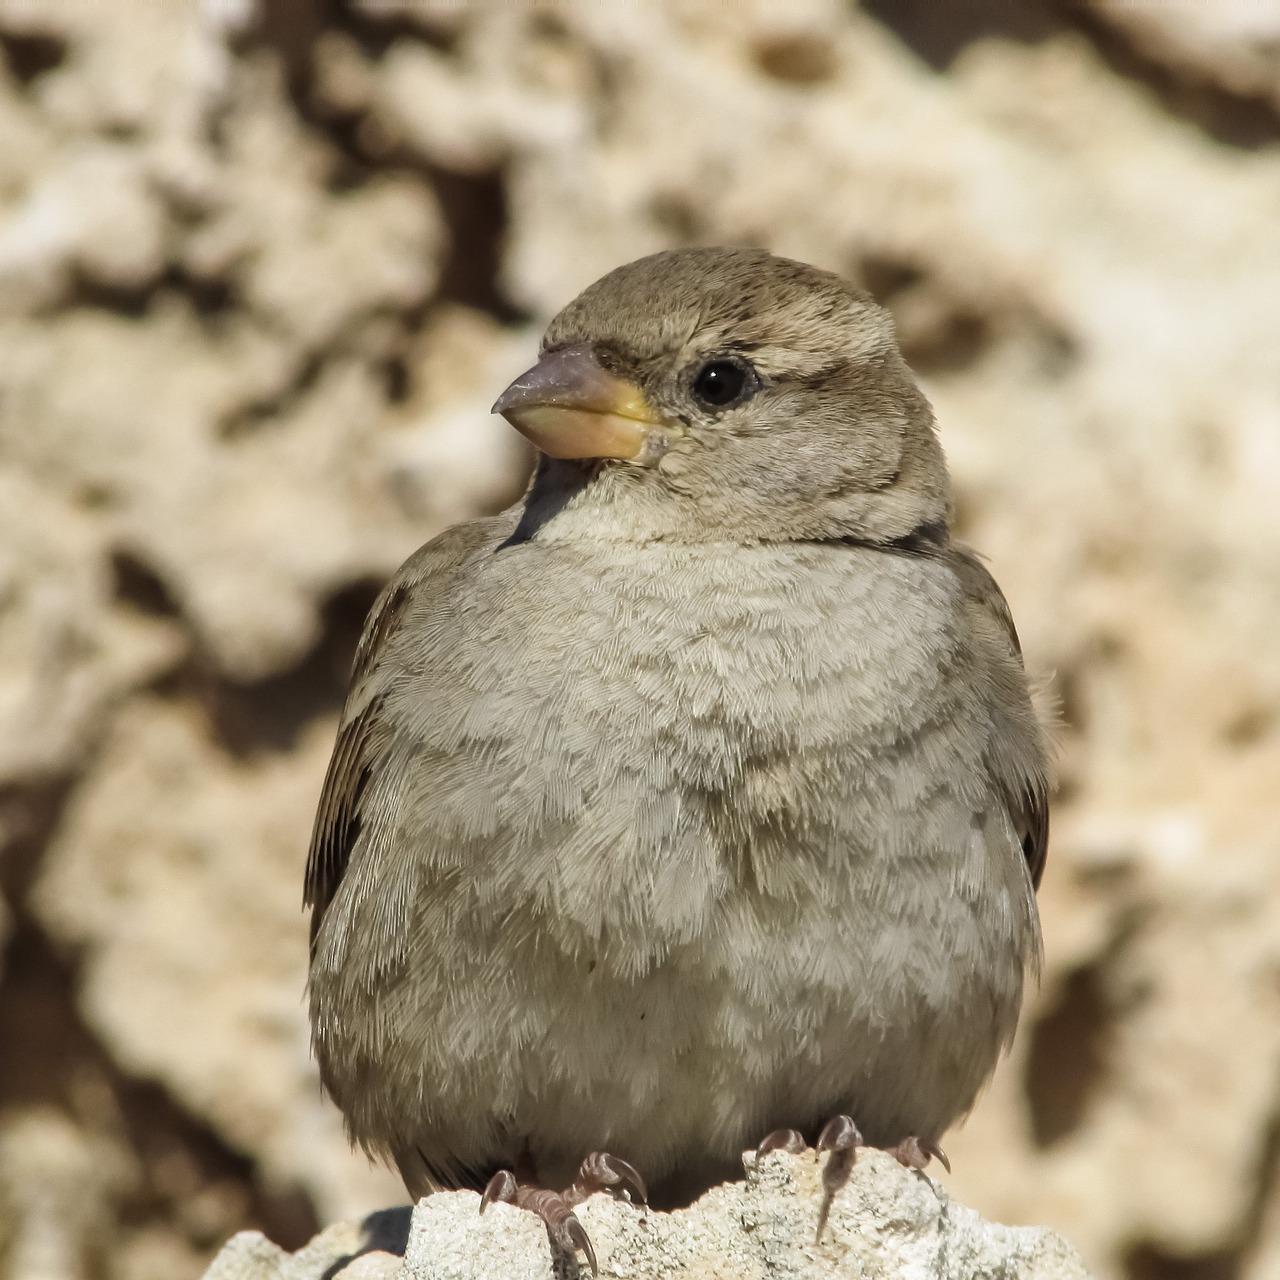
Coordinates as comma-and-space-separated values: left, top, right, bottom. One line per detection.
0, 1, 1278, 1278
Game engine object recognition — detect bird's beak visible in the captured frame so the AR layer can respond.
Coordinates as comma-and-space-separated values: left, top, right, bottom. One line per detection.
491, 344, 672, 466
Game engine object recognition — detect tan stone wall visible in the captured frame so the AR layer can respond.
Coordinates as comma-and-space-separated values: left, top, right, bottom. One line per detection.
1, 3, 1278, 1278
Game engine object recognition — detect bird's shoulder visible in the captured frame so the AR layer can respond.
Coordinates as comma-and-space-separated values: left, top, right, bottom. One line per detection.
936, 541, 1050, 891
303, 513, 514, 942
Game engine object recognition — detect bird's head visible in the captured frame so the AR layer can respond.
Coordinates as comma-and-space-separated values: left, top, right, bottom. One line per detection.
493, 247, 951, 546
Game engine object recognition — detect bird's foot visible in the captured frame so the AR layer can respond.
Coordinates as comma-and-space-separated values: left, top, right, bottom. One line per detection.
755, 1117, 949, 1240
479, 1151, 647, 1275
756, 1117, 949, 1185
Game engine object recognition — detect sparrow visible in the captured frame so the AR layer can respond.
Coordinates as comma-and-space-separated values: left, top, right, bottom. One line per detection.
304, 246, 1048, 1269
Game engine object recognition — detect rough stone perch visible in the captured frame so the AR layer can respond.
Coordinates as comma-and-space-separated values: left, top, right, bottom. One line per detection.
201, 1148, 1093, 1279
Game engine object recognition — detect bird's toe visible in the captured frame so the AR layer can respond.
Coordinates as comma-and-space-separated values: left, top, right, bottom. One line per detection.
569, 1150, 648, 1206
755, 1128, 809, 1160
815, 1114, 863, 1194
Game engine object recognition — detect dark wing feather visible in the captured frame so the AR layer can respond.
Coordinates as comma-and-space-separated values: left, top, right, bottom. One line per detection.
304, 582, 410, 946
1020, 779, 1050, 890
946, 544, 1051, 891
848, 530, 1051, 890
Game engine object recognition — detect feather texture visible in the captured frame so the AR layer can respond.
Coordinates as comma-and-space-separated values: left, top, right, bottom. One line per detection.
305, 248, 1050, 1207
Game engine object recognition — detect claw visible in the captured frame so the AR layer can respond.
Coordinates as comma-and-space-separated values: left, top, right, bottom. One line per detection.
892, 1136, 950, 1174
816, 1115, 862, 1157
813, 1115, 861, 1243
816, 1114, 862, 1194
479, 1169, 518, 1213
523, 1186, 597, 1276
563, 1213, 598, 1276
756, 1128, 808, 1159
572, 1150, 648, 1205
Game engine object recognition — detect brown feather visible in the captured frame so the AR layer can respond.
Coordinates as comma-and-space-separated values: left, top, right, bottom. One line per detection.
945, 544, 1050, 890
303, 582, 411, 944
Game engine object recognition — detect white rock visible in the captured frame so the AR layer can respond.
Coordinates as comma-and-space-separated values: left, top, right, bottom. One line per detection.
201, 1151, 1093, 1280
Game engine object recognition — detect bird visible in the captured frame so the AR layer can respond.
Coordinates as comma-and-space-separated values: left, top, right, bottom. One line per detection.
304, 245, 1049, 1270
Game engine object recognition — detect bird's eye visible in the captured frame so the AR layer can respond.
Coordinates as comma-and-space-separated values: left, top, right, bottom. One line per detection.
691, 358, 755, 409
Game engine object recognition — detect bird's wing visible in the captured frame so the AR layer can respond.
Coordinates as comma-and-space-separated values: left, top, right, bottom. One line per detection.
945, 544, 1051, 891
303, 517, 511, 948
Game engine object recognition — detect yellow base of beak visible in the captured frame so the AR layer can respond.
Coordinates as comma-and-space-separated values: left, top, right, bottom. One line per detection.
492, 344, 671, 465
